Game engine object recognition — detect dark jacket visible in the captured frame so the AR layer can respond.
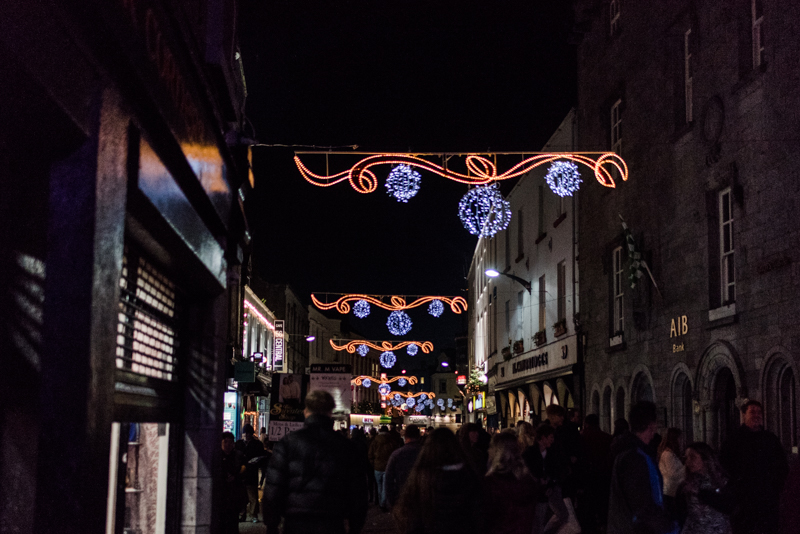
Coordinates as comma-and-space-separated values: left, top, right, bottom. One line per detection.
607, 433, 677, 534
522, 444, 567, 502
401, 464, 485, 534
720, 424, 789, 534
263, 414, 368, 534
385, 440, 423, 507
236, 436, 265, 486
485, 471, 540, 534
369, 431, 399, 471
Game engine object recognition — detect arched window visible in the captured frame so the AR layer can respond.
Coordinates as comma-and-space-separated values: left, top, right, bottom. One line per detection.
602, 386, 612, 433
591, 389, 601, 417
672, 372, 694, 442
543, 383, 558, 406
764, 356, 797, 453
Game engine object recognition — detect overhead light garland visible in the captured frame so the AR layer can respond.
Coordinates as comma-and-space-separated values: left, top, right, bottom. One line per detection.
312, 293, 467, 315
386, 311, 412, 336
428, 299, 444, 317
353, 299, 371, 318
380, 351, 397, 368
398, 377, 407, 387
545, 160, 582, 197
362, 378, 372, 388
352, 374, 419, 387
406, 397, 416, 408
458, 183, 512, 238
406, 344, 419, 356
437, 398, 445, 407
378, 383, 391, 396
330, 339, 433, 354
356, 344, 369, 357
385, 164, 422, 202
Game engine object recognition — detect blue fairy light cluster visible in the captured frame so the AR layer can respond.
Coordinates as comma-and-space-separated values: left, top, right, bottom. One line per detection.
398, 378, 407, 387
447, 398, 453, 407
406, 344, 419, 356
378, 383, 391, 396
545, 160, 582, 197
380, 351, 397, 368
415, 404, 423, 412
458, 183, 512, 238
392, 398, 402, 407
357, 344, 369, 357
428, 299, 444, 317
418, 393, 427, 402
386, 310, 412, 336
406, 397, 416, 408
425, 399, 434, 408
353, 299, 370, 318
385, 164, 421, 203
394, 393, 402, 401
362, 378, 371, 388
437, 398, 445, 407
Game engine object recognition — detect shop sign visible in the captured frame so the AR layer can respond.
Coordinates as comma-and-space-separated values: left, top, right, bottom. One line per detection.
309, 364, 353, 416
669, 315, 688, 353
456, 375, 467, 385
268, 372, 307, 441
408, 415, 429, 425
498, 337, 577, 384
273, 320, 285, 372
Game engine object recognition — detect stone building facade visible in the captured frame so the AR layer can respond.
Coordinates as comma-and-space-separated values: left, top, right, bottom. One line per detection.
574, 0, 800, 453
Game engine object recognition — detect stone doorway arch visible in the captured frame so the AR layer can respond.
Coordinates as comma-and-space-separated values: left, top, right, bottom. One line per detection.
695, 341, 746, 449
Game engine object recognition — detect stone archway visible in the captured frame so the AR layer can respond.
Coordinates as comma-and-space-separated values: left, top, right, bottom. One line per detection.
517, 388, 529, 422
762, 348, 799, 453
695, 341, 746, 449
528, 383, 542, 421
669, 363, 694, 442
629, 364, 656, 404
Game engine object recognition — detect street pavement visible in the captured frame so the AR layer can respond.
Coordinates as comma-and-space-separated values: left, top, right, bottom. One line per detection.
238, 503, 397, 534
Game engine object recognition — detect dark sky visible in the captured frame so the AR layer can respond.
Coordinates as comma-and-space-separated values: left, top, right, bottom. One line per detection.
239, 1, 576, 352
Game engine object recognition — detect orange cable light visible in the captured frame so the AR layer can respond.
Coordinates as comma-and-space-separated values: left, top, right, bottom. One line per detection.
312, 293, 468, 314
331, 339, 434, 354
351, 375, 419, 386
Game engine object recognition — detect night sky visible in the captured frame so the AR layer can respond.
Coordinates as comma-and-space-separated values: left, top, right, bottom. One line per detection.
239, 1, 576, 353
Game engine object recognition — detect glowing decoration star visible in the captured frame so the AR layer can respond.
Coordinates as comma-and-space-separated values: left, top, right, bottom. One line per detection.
378, 384, 391, 396
362, 378, 372, 388
356, 344, 369, 357
458, 183, 512, 238
398, 378, 407, 387
385, 164, 421, 203
406, 344, 418, 356
380, 351, 397, 368
406, 397, 416, 408
428, 299, 444, 317
313, 294, 467, 315
331, 339, 433, 354
545, 160, 582, 197
353, 299, 370, 318
437, 398, 445, 407
386, 311, 412, 336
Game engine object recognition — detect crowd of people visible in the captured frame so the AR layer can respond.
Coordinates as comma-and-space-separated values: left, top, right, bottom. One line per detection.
220, 391, 798, 534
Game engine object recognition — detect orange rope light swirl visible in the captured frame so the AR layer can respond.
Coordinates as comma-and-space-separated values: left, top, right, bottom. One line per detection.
397, 391, 436, 399
294, 152, 628, 193
311, 293, 468, 314
351, 375, 419, 386
331, 339, 434, 354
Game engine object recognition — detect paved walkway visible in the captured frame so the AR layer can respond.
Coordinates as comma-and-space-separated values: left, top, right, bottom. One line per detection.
238, 503, 397, 534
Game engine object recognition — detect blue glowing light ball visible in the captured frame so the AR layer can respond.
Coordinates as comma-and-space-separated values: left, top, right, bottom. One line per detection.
362, 378, 371, 388
398, 378, 407, 387
385, 164, 421, 203
451, 405, 457, 411
353, 299, 370, 318
378, 383, 391, 396
406, 344, 419, 356
392, 398, 402, 407
418, 393, 427, 402
386, 310, 412, 336
447, 398, 453, 406
415, 404, 423, 412
406, 397, 416, 408
458, 183, 512, 238
425, 399, 434, 408
437, 398, 445, 407
394, 393, 401, 401
428, 299, 444, 317
357, 344, 369, 357
380, 351, 397, 368
545, 160, 582, 197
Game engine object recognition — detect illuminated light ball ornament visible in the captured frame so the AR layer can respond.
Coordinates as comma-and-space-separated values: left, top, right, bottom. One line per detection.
356, 344, 369, 357
378, 383, 391, 396
380, 351, 397, 369
353, 299, 371, 319
447, 398, 453, 407
385, 164, 421, 203
458, 183, 512, 238
437, 398, 445, 407
451, 404, 457, 411
425, 399, 434, 408
398, 378, 407, 387
418, 393, 427, 402
406, 344, 419, 357
406, 397, 416, 408
386, 310, 412, 336
545, 160, 582, 197
362, 378, 371, 388
428, 299, 444, 318
415, 404, 424, 413
394, 393, 402, 402
392, 398, 402, 407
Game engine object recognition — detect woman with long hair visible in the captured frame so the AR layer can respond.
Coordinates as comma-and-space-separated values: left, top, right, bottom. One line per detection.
458, 422, 489, 476
486, 431, 540, 534
678, 442, 733, 534
516, 421, 536, 450
394, 428, 485, 534
657, 428, 684, 519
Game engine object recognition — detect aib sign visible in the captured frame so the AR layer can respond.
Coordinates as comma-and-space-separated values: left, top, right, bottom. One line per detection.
273, 320, 285, 372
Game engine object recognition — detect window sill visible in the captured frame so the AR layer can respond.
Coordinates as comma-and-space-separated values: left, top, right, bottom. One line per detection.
732, 63, 767, 95
605, 333, 626, 353
708, 303, 737, 328
553, 213, 567, 228
670, 121, 694, 143
535, 233, 548, 245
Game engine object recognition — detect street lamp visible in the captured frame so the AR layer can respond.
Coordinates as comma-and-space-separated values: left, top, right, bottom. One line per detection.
485, 269, 532, 293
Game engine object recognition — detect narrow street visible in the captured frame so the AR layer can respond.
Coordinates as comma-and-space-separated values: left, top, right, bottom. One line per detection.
238, 503, 397, 534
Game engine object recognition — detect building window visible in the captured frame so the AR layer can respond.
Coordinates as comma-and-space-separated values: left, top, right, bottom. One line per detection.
719, 188, 735, 304
516, 291, 524, 340
611, 99, 622, 155
439, 380, 447, 394
613, 246, 624, 333
752, 0, 764, 69
684, 28, 693, 123
610, 0, 621, 35
557, 261, 566, 323
537, 185, 545, 237
517, 210, 524, 260
538, 275, 546, 332
504, 300, 510, 340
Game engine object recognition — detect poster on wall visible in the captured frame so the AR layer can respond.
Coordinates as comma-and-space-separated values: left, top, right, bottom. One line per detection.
268, 373, 306, 441
309, 364, 352, 419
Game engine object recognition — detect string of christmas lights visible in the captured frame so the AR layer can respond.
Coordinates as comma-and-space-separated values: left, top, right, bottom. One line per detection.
330, 339, 434, 354
312, 293, 468, 314
406, 344, 419, 356
387, 311, 412, 336
380, 350, 398, 368
351, 375, 419, 387
386, 164, 421, 202
353, 299, 370, 318
428, 299, 444, 317
458, 183, 512, 238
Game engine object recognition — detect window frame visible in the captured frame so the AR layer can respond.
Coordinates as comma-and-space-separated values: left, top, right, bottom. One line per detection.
612, 246, 624, 334
611, 99, 623, 155
752, 0, 764, 69
557, 261, 567, 323
610, 0, 621, 36
538, 274, 546, 333
719, 188, 735, 304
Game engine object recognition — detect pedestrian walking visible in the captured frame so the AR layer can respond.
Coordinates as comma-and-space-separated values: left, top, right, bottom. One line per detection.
219, 432, 245, 534
485, 430, 540, 534
522, 424, 573, 534
720, 400, 789, 534
236, 423, 265, 522
578, 414, 612, 534
607, 401, 677, 534
263, 390, 368, 534
657, 428, 684, 520
394, 427, 485, 534
368, 425, 399, 511
458, 422, 489, 476
385, 424, 424, 508
677, 442, 733, 534
516, 421, 536, 450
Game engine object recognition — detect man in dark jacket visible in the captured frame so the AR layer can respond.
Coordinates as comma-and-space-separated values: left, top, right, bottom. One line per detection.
220, 432, 245, 534
236, 424, 265, 522
607, 401, 677, 534
580, 414, 613, 533
263, 390, 368, 534
720, 399, 789, 534
384, 424, 423, 508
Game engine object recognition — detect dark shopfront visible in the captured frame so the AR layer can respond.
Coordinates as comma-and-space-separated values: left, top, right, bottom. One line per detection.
0, 2, 249, 533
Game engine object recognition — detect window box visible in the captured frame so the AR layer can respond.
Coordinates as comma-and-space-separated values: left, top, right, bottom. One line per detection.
554, 320, 567, 338
502, 346, 512, 361
513, 339, 524, 354
534, 330, 547, 347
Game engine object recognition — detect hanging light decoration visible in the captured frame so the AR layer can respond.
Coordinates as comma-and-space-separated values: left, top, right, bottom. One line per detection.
425, 399, 434, 408
415, 404, 424, 412
418, 393, 427, 402
450, 404, 458, 411
385, 164, 422, 203
398, 377, 407, 387
378, 383, 391, 396
386, 310, 412, 336
362, 378, 372, 388
356, 344, 369, 357
458, 183, 512, 238
406, 397, 416, 408
392, 398, 402, 407
353, 299, 371, 318
380, 351, 397, 368
447, 398, 453, 407
428, 299, 444, 317
437, 398, 445, 407
545, 160, 582, 197
394, 393, 402, 401
406, 344, 419, 356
